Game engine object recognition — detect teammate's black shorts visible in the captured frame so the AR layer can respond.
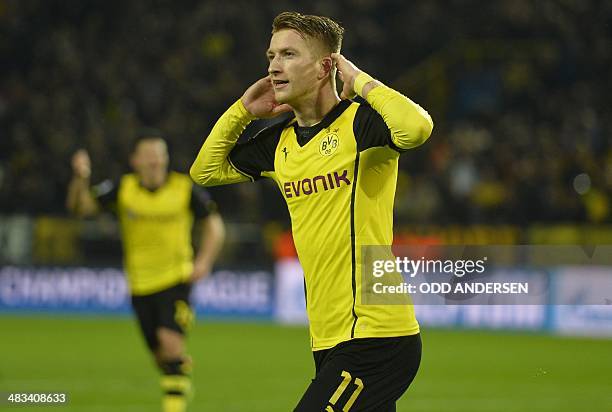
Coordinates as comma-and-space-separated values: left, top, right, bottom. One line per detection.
131, 282, 194, 351
294, 334, 421, 412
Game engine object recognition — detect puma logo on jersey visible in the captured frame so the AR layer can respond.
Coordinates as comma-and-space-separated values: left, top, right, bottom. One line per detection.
283, 170, 351, 198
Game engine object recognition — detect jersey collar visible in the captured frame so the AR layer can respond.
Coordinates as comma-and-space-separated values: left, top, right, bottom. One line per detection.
293, 100, 352, 147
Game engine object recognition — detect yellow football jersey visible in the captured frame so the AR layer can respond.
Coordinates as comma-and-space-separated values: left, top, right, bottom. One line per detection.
192, 77, 433, 350
95, 172, 214, 295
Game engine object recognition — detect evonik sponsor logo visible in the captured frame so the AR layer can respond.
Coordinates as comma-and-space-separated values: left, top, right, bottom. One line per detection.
283, 170, 350, 198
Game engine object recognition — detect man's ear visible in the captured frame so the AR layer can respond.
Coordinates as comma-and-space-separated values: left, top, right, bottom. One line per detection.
319, 57, 333, 80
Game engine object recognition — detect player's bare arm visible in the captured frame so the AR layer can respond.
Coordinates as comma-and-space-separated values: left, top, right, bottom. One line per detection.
191, 213, 225, 282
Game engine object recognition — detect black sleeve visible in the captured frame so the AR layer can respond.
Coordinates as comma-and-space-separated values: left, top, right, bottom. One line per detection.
228, 118, 290, 180
190, 185, 217, 219
92, 179, 119, 210
353, 103, 405, 153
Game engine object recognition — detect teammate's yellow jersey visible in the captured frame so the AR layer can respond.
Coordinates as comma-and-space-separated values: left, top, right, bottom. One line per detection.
94, 172, 214, 296
191, 73, 433, 350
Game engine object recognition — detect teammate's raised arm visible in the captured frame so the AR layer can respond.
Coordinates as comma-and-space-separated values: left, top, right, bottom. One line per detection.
66, 149, 100, 217
331, 53, 434, 149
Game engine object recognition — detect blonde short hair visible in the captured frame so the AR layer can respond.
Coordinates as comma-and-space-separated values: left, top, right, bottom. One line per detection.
272, 11, 344, 54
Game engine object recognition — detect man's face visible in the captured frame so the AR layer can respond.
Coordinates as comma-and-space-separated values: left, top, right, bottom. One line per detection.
267, 29, 324, 105
131, 138, 169, 185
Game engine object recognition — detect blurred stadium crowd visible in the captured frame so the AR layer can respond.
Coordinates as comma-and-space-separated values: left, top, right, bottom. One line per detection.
1, 0, 611, 226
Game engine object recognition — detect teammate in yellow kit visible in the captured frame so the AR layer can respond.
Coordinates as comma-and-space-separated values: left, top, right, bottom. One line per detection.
191, 12, 433, 411
68, 133, 225, 412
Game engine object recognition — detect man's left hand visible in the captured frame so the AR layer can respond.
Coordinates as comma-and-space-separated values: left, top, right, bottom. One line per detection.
331, 53, 362, 100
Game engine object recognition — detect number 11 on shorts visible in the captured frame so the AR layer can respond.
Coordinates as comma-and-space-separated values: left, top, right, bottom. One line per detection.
326, 370, 364, 412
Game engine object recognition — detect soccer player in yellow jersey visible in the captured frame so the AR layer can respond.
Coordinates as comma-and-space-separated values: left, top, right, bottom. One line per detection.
67, 133, 225, 412
191, 12, 433, 411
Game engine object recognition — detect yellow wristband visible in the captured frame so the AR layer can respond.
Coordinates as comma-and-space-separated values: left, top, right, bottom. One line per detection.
353, 72, 376, 97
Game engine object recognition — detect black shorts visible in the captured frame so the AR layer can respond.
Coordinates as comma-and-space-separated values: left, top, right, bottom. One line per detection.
294, 334, 422, 412
131, 282, 194, 351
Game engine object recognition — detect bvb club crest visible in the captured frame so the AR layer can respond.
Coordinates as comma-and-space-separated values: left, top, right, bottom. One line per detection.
319, 132, 339, 156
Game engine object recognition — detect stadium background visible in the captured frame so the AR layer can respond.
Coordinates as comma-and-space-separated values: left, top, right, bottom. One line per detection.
1, 1, 611, 411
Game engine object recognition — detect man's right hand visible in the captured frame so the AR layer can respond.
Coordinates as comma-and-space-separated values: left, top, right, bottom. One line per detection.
72, 149, 91, 180
240, 76, 292, 118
